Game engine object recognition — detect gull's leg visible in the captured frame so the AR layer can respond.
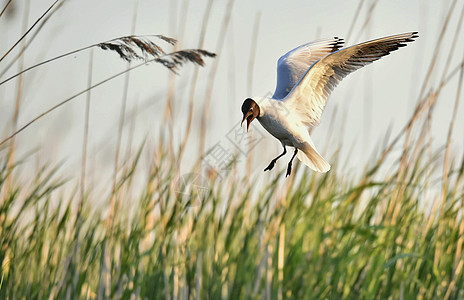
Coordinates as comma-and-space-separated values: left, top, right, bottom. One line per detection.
286, 148, 298, 177
264, 145, 287, 171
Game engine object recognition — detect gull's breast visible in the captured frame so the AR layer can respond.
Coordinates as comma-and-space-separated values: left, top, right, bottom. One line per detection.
258, 110, 305, 146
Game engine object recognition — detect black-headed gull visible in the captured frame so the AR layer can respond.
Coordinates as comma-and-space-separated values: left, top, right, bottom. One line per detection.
241, 32, 418, 177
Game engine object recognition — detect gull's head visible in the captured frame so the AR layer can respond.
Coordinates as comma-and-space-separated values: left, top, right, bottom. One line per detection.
241, 98, 260, 132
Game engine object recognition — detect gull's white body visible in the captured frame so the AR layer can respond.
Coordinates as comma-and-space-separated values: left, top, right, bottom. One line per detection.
256, 97, 330, 172
250, 32, 418, 173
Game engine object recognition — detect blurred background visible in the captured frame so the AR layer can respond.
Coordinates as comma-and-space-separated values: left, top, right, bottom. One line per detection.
2, 1, 464, 298
1, 0, 463, 194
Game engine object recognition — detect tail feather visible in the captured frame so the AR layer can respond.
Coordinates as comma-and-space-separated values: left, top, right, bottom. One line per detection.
296, 139, 330, 173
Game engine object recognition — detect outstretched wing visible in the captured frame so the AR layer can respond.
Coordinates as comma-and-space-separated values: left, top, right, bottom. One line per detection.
284, 32, 418, 126
272, 38, 344, 99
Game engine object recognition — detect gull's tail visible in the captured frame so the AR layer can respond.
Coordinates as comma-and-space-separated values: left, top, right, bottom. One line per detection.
296, 138, 330, 173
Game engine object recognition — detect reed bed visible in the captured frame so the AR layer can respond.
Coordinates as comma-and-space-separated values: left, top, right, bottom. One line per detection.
0, 135, 463, 299
1, 0, 464, 299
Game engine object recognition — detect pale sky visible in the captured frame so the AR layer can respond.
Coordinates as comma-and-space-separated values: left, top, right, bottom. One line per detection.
1, 0, 463, 190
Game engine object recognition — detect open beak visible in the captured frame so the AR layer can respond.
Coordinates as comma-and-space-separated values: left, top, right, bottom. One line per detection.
241, 112, 253, 132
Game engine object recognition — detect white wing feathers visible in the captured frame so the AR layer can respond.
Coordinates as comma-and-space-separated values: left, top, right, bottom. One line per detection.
284, 32, 418, 126
272, 38, 344, 99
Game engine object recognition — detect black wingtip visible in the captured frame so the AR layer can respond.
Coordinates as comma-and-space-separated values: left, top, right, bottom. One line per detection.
330, 37, 345, 52
399, 32, 419, 45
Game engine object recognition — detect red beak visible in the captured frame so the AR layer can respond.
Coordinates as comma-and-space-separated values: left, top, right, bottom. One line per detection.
241, 114, 252, 132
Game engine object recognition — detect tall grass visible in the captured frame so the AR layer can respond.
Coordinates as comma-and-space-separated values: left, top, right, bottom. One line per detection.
0, 137, 463, 299
1, 0, 464, 299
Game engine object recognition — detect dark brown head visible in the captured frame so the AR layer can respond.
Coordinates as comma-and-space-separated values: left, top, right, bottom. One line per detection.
241, 98, 260, 132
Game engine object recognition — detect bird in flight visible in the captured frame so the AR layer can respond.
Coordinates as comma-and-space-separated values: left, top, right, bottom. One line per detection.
241, 32, 418, 177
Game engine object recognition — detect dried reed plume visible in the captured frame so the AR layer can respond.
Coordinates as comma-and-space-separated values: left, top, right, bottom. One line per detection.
98, 35, 175, 61
0, 35, 216, 147
98, 35, 216, 72
0, 34, 215, 87
155, 49, 216, 73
